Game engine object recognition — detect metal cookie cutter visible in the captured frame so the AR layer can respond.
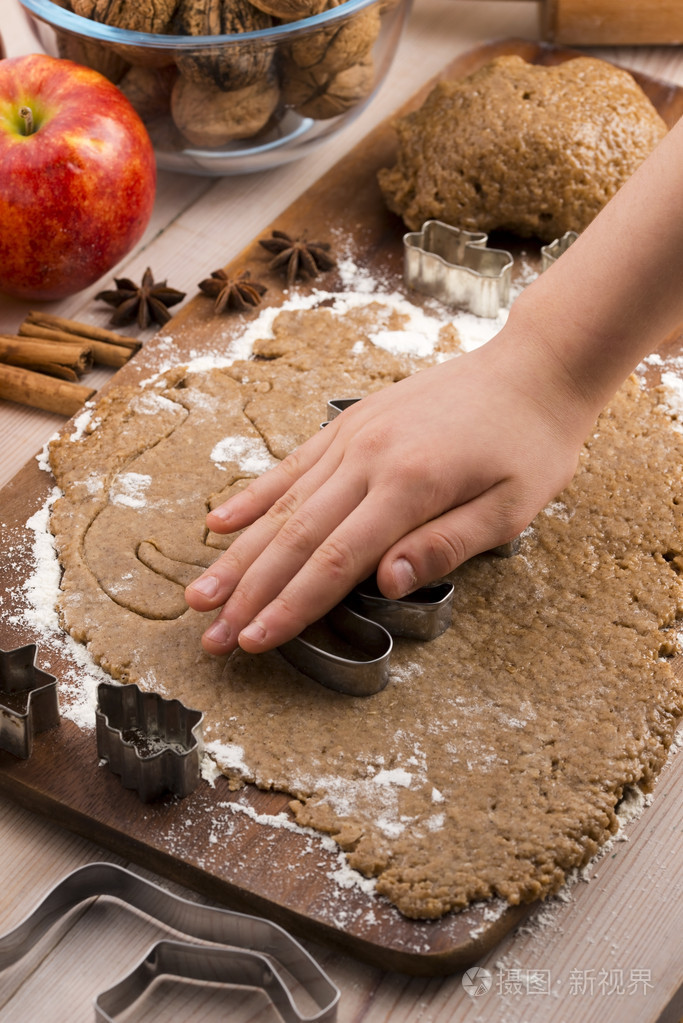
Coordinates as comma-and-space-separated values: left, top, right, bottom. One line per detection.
280, 576, 454, 697
96, 682, 203, 802
320, 396, 359, 428
0, 643, 59, 759
0, 861, 339, 1023
403, 220, 513, 317
541, 230, 579, 271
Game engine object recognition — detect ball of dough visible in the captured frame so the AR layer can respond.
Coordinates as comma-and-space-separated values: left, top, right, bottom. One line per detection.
378, 55, 668, 241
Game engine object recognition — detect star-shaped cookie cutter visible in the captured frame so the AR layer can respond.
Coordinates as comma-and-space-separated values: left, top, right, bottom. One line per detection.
403, 220, 513, 318
96, 682, 203, 802
0, 644, 60, 759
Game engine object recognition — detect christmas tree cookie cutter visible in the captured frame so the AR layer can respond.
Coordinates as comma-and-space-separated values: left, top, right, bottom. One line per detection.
96, 682, 203, 802
0, 643, 60, 759
403, 220, 513, 317
0, 861, 339, 1022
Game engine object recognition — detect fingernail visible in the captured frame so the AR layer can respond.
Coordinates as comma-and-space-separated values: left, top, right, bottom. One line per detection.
189, 574, 218, 598
392, 557, 417, 597
208, 506, 231, 523
239, 620, 267, 647
204, 618, 231, 645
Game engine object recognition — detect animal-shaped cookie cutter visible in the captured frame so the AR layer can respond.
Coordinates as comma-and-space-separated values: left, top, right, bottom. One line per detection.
283, 398, 520, 695
541, 229, 579, 271
0, 861, 339, 1022
403, 220, 513, 317
0, 643, 60, 759
280, 575, 454, 697
96, 682, 203, 802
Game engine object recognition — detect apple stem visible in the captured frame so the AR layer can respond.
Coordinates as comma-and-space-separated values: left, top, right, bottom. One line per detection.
19, 106, 34, 136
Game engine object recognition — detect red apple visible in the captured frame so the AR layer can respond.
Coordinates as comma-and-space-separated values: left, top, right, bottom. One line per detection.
0, 53, 156, 301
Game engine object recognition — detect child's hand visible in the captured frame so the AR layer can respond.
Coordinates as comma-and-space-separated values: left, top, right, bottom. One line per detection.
185, 322, 594, 656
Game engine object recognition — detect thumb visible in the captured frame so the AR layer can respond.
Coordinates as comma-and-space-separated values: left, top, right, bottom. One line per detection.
376, 489, 528, 598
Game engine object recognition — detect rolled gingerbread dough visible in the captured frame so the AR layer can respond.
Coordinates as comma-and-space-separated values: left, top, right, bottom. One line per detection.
48, 301, 683, 919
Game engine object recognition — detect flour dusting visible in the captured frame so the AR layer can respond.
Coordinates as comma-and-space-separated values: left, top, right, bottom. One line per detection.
110, 472, 152, 509
211, 435, 277, 474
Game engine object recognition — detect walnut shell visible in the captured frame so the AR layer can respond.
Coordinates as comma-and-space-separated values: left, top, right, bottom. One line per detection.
247, 0, 326, 18
281, 56, 374, 119
119, 64, 178, 121
174, 0, 269, 33
174, 0, 274, 90
111, 44, 177, 70
283, 0, 380, 76
71, 0, 179, 32
171, 73, 279, 146
71, 0, 179, 66
55, 31, 130, 83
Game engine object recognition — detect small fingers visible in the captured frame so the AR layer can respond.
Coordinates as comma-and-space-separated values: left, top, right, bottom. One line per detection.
185, 437, 345, 615
193, 470, 374, 654
206, 427, 335, 535
230, 484, 425, 653
186, 484, 307, 613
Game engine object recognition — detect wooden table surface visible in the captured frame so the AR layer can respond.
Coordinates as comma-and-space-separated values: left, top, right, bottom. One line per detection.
1, 2, 683, 1021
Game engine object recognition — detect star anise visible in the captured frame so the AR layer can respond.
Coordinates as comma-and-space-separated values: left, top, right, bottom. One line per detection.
96, 267, 186, 329
259, 230, 336, 287
198, 268, 267, 314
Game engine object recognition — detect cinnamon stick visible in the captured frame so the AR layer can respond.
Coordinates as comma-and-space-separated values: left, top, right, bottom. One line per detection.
0, 335, 93, 376
0, 363, 96, 416
23, 311, 141, 351
18, 323, 132, 368
4, 361, 78, 382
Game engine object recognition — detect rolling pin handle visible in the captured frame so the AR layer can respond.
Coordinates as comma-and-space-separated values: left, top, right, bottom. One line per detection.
459, 0, 683, 46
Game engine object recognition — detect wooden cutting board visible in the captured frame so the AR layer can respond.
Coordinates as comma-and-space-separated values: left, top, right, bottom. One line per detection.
1, 39, 682, 977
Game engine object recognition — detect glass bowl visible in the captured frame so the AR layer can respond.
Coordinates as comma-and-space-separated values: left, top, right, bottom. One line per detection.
20, 0, 412, 176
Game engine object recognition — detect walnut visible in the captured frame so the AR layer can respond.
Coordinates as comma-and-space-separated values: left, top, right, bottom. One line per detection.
71, 0, 180, 66
118, 64, 178, 121
247, 0, 326, 18
55, 32, 130, 83
283, 0, 380, 76
171, 73, 279, 146
174, 0, 274, 90
70, 0, 179, 32
174, 0, 267, 34
281, 56, 374, 119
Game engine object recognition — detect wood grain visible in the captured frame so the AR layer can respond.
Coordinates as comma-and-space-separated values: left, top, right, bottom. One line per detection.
1, 38, 682, 982
543, 0, 683, 46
